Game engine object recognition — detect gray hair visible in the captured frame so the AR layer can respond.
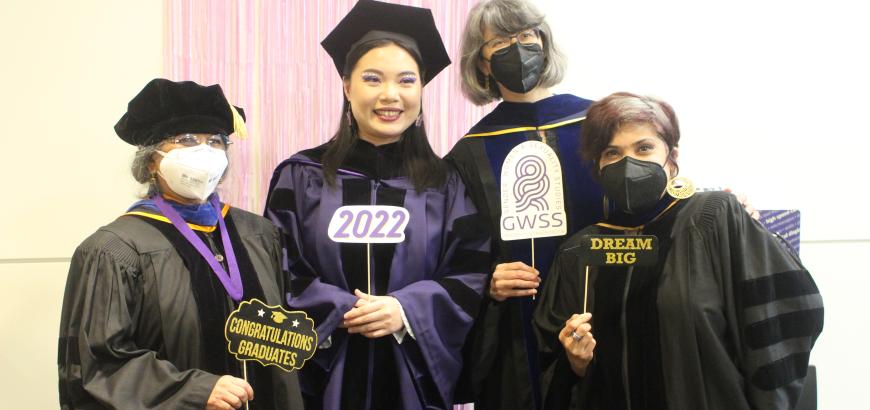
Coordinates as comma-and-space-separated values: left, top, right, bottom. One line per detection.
130, 141, 232, 198
459, 0, 567, 105
131, 144, 160, 197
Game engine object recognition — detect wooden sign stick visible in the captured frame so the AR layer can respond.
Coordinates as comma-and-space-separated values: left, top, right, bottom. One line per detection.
583, 266, 590, 314
531, 238, 536, 300
242, 360, 250, 410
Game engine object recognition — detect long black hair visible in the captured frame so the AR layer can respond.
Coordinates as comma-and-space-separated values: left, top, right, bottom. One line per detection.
321, 37, 447, 191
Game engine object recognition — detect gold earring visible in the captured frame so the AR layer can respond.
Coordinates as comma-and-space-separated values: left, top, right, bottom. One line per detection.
666, 176, 695, 199
484, 75, 490, 91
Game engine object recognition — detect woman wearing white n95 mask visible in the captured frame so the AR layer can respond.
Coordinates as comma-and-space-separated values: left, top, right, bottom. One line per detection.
149, 132, 230, 202
58, 78, 303, 410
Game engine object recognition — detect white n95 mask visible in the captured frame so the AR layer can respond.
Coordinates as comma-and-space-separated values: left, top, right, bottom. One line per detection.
157, 145, 228, 201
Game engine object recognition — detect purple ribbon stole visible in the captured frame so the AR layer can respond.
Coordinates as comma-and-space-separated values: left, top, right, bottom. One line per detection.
153, 195, 244, 301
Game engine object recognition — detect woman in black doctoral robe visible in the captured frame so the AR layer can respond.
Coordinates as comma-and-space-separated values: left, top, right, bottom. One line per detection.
533, 92, 823, 410
58, 79, 303, 410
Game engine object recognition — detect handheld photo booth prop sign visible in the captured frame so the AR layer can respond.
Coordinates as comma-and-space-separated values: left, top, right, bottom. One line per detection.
579, 235, 659, 267
328, 206, 410, 243
224, 299, 317, 372
577, 234, 659, 312
328, 205, 410, 294
500, 141, 567, 241
500, 142, 566, 296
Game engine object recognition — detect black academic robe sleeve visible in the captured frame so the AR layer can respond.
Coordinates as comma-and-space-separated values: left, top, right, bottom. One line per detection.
534, 193, 823, 410
58, 230, 218, 409
533, 232, 598, 409
659, 193, 824, 409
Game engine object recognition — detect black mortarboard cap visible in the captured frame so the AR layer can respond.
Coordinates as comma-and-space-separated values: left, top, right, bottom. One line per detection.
321, 0, 450, 85
114, 78, 246, 146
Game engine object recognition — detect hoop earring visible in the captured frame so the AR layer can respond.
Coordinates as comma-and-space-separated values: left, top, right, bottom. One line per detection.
148, 173, 160, 196
666, 176, 695, 199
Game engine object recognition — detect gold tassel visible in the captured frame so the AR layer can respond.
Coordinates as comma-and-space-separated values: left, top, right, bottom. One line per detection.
229, 105, 248, 139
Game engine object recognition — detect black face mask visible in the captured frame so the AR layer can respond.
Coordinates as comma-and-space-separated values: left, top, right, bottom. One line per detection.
488, 42, 544, 94
599, 156, 669, 215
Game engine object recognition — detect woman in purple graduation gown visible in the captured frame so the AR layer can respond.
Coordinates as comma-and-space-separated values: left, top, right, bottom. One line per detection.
264, 1, 490, 409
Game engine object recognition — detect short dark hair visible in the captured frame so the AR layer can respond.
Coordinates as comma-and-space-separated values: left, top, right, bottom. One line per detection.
580, 92, 680, 176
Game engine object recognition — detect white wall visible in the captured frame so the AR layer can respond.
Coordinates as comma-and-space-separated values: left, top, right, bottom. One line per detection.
536, 0, 869, 408
0, 0, 864, 408
0, 0, 162, 408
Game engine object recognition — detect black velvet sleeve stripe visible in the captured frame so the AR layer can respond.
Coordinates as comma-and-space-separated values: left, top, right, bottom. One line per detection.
58, 379, 97, 408
451, 213, 490, 241
436, 277, 482, 318
282, 232, 303, 263
289, 277, 315, 297
448, 248, 491, 274
740, 270, 820, 308
750, 351, 811, 390
745, 308, 824, 349
267, 187, 296, 212
280, 231, 319, 284
58, 336, 80, 365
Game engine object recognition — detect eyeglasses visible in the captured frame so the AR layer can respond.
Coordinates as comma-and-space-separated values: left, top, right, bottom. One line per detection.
482, 28, 541, 52
165, 133, 231, 150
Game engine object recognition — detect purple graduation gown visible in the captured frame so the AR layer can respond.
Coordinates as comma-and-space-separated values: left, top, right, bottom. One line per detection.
265, 140, 490, 409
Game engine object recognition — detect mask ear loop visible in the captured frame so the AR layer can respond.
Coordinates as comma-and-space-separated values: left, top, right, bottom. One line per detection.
594, 159, 612, 219
602, 195, 611, 220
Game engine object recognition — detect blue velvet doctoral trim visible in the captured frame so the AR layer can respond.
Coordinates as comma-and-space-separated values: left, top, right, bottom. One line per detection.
467, 94, 593, 134
468, 94, 599, 410
476, 94, 601, 278
128, 195, 220, 227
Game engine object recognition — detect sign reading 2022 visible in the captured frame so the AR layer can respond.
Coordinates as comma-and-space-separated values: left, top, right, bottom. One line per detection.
328, 205, 410, 243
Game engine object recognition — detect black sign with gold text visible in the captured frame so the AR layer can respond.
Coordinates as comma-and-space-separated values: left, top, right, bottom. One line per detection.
224, 299, 317, 372
579, 234, 658, 266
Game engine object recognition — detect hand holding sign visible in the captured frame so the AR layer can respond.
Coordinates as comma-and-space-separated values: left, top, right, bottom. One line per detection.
342, 289, 404, 338
499, 141, 565, 299
489, 262, 540, 301
328, 206, 410, 295
207, 375, 254, 410
223, 299, 317, 410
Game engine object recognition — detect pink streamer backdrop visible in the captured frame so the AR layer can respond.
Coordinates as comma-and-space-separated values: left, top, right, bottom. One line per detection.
165, 0, 494, 213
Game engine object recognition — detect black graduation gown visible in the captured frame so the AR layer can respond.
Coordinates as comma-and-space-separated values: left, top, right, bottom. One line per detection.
445, 94, 599, 409
534, 192, 824, 410
58, 206, 304, 409
265, 141, 490, 410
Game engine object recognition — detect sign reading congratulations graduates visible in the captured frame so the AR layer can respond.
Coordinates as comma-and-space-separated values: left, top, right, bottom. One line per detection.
328, 205, 410, 293
224, 299, 317, 372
